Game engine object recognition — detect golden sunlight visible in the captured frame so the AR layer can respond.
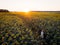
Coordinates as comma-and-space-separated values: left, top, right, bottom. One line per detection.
23, 9, 30, 13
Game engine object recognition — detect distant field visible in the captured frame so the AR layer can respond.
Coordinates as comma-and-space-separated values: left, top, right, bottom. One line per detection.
0, 12, 60, 45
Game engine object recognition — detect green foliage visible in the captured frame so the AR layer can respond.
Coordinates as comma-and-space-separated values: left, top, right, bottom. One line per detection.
0, 13, 34, 45
0, 12, 60, 45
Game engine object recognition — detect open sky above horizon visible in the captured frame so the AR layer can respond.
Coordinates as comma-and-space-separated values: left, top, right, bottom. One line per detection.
0, 0, 60, 11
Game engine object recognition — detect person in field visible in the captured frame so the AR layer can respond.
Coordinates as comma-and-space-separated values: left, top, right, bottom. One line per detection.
41, 30, 44, 38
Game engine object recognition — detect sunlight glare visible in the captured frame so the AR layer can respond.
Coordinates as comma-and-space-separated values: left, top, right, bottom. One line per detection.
23, 9, 30, 13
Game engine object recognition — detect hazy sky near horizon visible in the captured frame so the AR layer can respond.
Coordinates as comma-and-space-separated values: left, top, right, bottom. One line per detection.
0, 0, 60, 11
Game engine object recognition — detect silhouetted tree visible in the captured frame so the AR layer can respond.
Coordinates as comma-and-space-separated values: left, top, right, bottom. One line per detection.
0, 9, 9, 12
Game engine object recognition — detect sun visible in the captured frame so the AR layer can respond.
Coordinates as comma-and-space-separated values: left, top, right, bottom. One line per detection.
23, 9, 30, 12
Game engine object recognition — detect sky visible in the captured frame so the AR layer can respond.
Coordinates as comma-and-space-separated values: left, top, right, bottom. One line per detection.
0, 0, 60, 11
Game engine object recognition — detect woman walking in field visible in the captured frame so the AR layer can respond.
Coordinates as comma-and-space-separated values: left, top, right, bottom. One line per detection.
41, 30, 44, 38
